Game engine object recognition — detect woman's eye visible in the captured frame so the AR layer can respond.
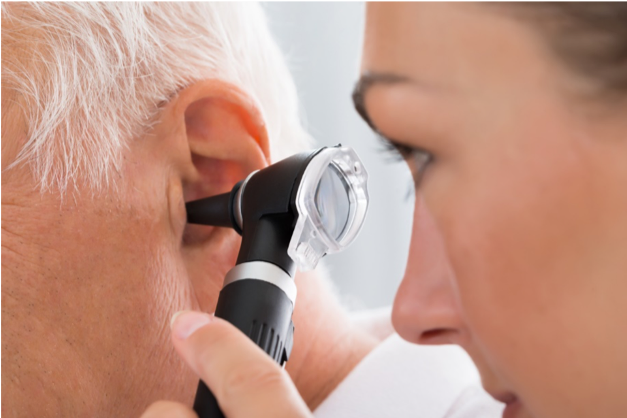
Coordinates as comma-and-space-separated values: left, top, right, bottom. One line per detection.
376, 134, 433, 192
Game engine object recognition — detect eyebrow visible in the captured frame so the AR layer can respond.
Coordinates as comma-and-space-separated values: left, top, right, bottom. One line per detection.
352, 72, 412, 131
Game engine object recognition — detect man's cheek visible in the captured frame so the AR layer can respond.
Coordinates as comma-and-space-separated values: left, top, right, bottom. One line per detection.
146, 243, 198, 311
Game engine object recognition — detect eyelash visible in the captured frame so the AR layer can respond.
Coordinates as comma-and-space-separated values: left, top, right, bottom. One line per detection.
376, 134, 433, 196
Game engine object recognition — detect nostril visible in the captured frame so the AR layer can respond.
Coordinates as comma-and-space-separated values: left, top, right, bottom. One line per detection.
419, 328, 458, 345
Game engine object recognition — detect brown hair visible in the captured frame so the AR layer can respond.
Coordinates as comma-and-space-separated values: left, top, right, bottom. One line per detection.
508, 3, 627, 100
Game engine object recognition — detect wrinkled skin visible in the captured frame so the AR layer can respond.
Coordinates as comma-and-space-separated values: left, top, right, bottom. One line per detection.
2, 79, 375, 417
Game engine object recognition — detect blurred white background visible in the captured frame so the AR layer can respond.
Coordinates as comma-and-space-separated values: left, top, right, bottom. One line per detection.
263, 2, 414, 309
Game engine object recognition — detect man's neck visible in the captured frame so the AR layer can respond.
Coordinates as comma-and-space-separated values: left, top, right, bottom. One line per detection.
288, 270, 379, 410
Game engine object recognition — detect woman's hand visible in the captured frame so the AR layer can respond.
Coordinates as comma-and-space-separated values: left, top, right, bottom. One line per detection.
141, 311, 312, 418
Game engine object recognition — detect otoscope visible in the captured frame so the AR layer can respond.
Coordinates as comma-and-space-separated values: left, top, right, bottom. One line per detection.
185, 145, 369, 418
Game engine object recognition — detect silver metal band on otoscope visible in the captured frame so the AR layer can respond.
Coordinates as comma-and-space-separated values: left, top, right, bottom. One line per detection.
223, 261, 297, 306
233, 170, 258, 231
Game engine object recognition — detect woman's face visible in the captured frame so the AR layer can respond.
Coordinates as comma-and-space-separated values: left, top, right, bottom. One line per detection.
360, 4, 627, 418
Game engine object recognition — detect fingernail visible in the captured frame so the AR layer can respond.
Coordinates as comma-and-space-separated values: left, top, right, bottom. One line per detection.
171, 311, 213, 340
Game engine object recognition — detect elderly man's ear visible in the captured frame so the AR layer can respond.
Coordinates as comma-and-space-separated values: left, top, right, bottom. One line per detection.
163, 79, 270, 198
154, 79, 271, 311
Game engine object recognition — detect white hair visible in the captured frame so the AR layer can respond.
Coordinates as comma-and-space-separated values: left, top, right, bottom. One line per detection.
2, 2, 310, 192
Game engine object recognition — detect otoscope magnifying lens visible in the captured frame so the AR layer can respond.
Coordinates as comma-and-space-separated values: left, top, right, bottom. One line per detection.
289, 146, 369, 270
315, 163, 351, 240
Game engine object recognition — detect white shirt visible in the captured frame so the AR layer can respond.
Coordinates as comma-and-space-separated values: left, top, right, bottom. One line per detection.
313, 333, 504, 418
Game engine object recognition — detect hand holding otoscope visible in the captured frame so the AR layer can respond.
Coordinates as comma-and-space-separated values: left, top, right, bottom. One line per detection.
184, 145, 369, 418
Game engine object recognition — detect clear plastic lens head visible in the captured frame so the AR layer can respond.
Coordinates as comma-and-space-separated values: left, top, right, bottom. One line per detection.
288, 146, 369, 271
314, 163, 351, 240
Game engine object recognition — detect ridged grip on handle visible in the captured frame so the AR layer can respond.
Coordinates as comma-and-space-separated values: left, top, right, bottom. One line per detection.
193, 279, 295, 418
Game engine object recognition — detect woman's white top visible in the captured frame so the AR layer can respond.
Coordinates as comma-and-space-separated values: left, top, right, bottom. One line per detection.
313, 333, 504, 418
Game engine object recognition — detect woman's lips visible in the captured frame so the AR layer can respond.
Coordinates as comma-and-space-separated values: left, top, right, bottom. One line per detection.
502, 398, 522, 418
489, 392, 522, 418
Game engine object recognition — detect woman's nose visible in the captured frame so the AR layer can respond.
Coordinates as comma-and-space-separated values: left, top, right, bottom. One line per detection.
392, 195, 465, 346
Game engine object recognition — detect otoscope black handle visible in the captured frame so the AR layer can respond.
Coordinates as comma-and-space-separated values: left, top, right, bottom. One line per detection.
192, 278, 295, 418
